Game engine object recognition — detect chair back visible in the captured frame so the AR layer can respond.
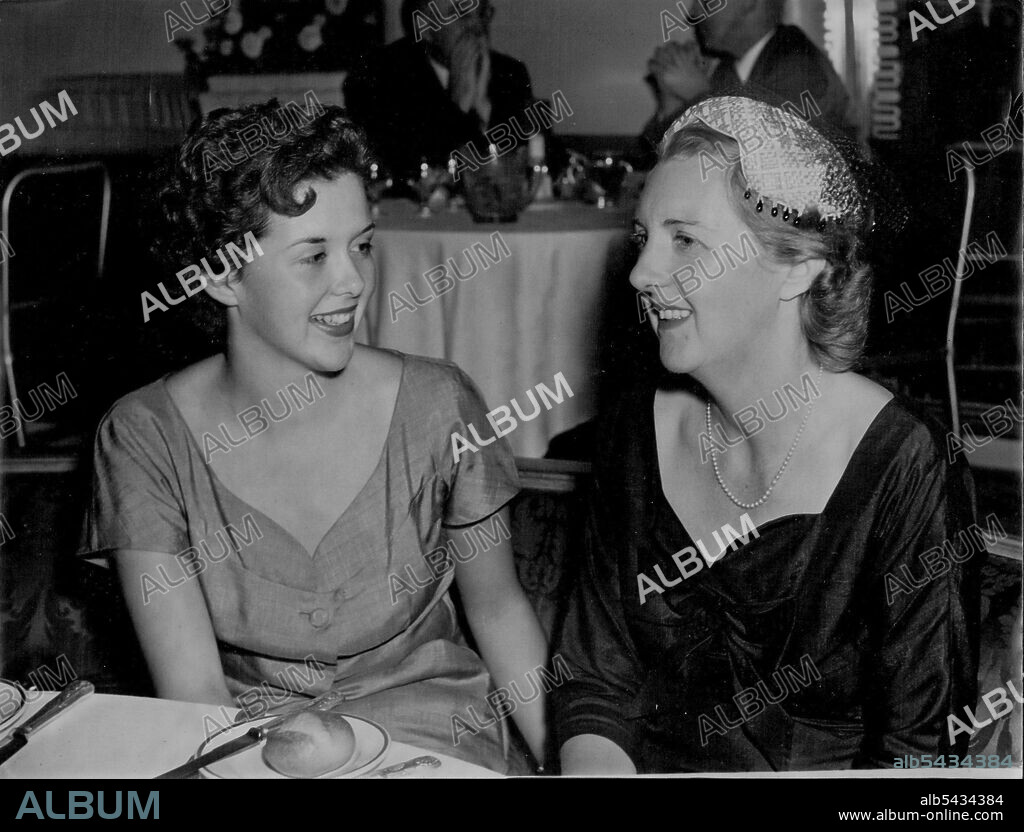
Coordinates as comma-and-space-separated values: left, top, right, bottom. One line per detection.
0, 162, 111, 449
512, 457, 592, 638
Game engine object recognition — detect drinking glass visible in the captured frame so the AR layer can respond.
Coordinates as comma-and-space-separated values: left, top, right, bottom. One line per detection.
590, 152, 634, 209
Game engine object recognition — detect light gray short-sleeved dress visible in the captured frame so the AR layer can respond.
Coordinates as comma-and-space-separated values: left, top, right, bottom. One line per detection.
78, 352, 525, 773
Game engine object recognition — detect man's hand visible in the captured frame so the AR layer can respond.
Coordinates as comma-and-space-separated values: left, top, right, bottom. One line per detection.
450, 33, 492, 124
648, 40, 710, 116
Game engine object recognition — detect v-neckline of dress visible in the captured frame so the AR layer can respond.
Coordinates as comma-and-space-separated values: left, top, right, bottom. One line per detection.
648, 385, 897, 558
159, 355, 407, 559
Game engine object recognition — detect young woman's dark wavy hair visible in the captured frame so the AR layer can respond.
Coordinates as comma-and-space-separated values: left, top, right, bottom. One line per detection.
150, 100, 374, 349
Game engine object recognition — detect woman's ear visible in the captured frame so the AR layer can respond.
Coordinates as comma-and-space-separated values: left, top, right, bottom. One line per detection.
203, 269, 241, 308
779, 258, 826, 302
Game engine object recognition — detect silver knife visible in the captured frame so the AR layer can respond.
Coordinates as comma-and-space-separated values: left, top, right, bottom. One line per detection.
154, 686, 351, 779
363, 755, 441, 778
0, 680, 95, 767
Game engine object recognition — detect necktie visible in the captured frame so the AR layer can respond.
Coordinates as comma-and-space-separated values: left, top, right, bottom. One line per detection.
710, 58, 742, 95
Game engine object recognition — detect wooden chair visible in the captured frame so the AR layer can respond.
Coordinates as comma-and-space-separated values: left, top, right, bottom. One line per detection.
511, 458, 592, 639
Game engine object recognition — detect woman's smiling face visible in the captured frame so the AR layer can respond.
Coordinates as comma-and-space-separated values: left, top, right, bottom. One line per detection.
630, 156, 785, 378
224, 173, 375, 374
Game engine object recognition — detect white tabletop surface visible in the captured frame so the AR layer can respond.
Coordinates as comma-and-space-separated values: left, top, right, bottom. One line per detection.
1, 693, 1017, 779
0, 692, 500, 779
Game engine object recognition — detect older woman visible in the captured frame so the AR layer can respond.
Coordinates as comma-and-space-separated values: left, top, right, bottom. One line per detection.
553, 96, 981, 773
78, 102, 547, 774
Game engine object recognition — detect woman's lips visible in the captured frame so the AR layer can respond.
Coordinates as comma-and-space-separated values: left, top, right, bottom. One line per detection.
655, 313, 691, 331
310, 306, 357, 338
644, 298, 693, 331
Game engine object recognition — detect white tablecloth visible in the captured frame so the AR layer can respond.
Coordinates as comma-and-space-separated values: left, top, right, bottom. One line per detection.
0, 692, 499, 779
3, 694, 1015, 780
360, 199, 631, 457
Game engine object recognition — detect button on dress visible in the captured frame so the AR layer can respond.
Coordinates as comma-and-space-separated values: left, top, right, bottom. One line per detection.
79, 352, 524, 773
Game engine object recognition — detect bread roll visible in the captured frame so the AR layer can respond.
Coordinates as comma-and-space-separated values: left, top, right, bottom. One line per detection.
262, 710, 357, 777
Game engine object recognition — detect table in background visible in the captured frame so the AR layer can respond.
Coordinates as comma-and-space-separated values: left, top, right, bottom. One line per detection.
360, 199, 632, 457
0, 692, 498, 779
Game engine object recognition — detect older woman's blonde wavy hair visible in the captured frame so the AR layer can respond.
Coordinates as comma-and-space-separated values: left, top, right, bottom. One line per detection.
660, 124, 875, 373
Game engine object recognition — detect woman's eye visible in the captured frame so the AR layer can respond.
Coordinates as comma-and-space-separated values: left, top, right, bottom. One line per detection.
629, 231, 647, 249
300, 252, 327, 265
355, 241, 374, 257
675, 234, 697, 250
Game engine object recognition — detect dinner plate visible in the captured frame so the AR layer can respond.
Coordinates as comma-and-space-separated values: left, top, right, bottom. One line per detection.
196, 713, 389, 779
0, 680, 27, 730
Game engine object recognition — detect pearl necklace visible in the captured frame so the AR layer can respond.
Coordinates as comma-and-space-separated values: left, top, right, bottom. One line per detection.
707, 364, 824, 510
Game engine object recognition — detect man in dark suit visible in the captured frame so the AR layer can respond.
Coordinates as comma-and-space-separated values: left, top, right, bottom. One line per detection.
344, 0, 536, 181
642, 0, 852, 163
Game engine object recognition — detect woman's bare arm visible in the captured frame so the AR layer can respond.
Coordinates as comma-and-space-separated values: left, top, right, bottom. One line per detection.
113, 549, 234, 707
452, 507, 549, 765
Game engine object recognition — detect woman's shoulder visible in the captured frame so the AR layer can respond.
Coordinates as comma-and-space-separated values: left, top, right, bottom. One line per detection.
594, 370, 688, 446
98, 376, 176, 435
835, 375, 970, 504
853, 382, 954, 467
88, 375, 190, 478
580, 374, 664, 484
97, 359, 217, 449
366, 348, 484, 403
355, 348, 495, 444
162, 354, 221, 404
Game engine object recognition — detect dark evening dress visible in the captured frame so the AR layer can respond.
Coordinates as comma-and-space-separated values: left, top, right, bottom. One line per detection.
78, 353, 526, 773
552, 378, 983, 772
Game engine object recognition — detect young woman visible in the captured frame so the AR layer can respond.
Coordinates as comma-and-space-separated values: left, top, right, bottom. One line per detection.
553, 96, 981, 773
79, 102, 547, 774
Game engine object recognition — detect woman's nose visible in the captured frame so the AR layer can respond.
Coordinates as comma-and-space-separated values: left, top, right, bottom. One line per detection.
329, 256, 365, 298
628, 261, 648, 294
630, 246, 687, 306
629, 245, 664, 293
